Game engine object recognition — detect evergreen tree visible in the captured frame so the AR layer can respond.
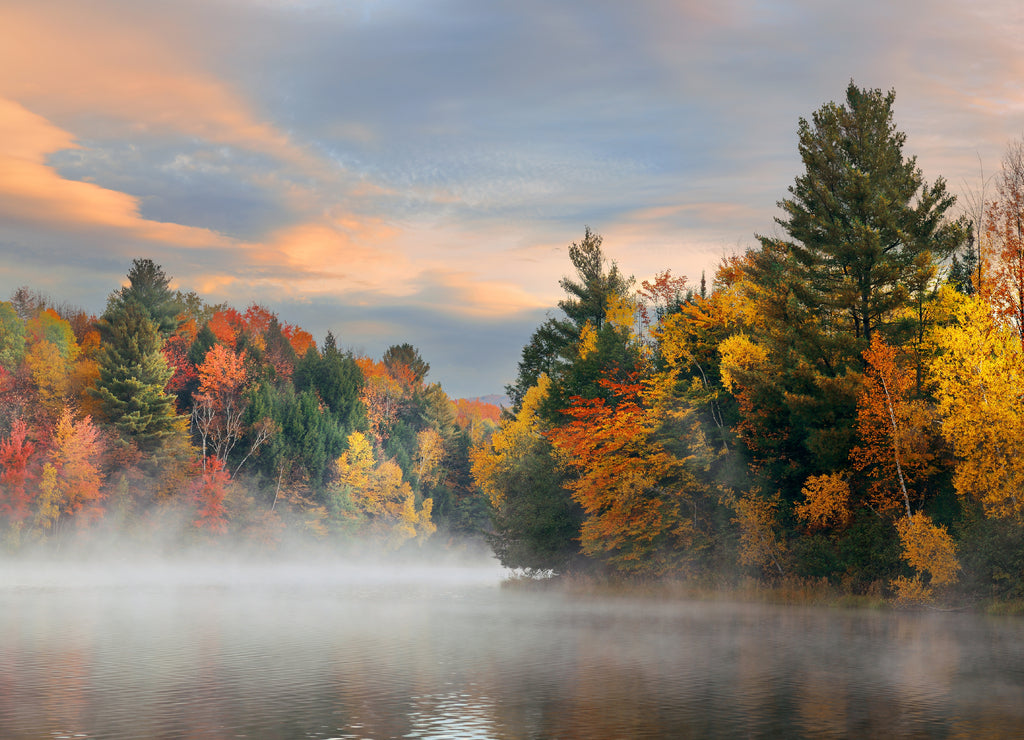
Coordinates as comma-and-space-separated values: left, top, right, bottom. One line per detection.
382, 343, 430, 384
948, 248, 978, 295
113, 259, 183, 338
506, 227, 635, 413
558, 227, 632, 331
484, 228, 636, 571
732, 83, 967, 493
764, 82, 965, 356
246, 382, 346, 493
90, 300, 181, 453
473, 377, 584, 573
187, 322, 218, 367
505, 318, 566, 411
294, 332, 365, 432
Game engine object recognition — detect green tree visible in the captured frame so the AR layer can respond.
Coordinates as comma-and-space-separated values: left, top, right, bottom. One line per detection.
483, 228, 639, 569
506, 227, 635, 417
765, 82, 964, 355
91, 300, 182, 454
246, 382, 346, 494
188, 322, 218, 367
382, 343, 430, 384
0, 301, 26, 370
948, 233, 979, 295
559, 227, 632, 332
730, 83, 964, 498
174, 290, 226, 330
505, 318, 565, 410
294, 332, 365, 432
113, 259, 182, 338
472, 376, 584, 572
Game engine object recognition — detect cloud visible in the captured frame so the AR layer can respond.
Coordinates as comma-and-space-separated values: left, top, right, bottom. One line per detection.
0, 98, 233, 248
0, 4, 314, 169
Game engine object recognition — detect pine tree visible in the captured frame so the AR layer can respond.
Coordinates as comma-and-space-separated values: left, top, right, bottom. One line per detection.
764, 82, 965, 355
293, 332, 365, 432
506, 227, 635, 413
90, 300, 180, 453
113, 259, 182, 338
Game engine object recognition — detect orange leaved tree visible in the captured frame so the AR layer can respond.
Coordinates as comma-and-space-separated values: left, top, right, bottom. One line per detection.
984, 138, 1024, 342
0, 419, 36, 524
192, 344, 250, 466
45, 408, 106, 531
848, 337, 938, 518
190, 456, 231, 535
547, 375, 710, 575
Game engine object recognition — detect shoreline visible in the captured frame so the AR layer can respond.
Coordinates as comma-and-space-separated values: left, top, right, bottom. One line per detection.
500, 571, 1024, 616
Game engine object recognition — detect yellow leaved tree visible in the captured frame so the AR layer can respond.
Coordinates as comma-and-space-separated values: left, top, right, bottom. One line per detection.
890, 512, 959, 605
930, 292, 1024, 519
471, 375, 552, 510
795, 473, 851, 531
335, 431, 435, 547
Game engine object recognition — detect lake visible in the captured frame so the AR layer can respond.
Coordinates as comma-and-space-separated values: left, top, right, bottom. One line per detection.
2, 559, 1023, 739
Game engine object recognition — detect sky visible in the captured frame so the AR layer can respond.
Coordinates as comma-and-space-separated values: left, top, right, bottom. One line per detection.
2, 0, 1023, 399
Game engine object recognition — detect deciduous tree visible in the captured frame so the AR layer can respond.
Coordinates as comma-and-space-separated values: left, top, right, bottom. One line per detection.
190, 456, 230, 535
891, 511, 959, 603
0, 301, 26, 370
47, 408, 105, 530
192, 344, 250, 465
0, 419, 36, 524
795, 473, 852, 531
984, 138, 1024, 343
849, 338, 938, 517
547, 372, 715, 576
930, 291, 1024, 519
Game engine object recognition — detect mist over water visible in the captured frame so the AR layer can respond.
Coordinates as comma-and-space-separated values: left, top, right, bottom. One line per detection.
2, 555, 1023, 739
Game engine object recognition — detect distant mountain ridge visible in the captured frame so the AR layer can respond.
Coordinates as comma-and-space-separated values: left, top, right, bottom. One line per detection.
463, 394, 509, 409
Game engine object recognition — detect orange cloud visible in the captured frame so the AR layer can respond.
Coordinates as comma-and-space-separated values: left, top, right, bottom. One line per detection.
259, 221, 412, 293
421, 272, 550, 317
0, 97, 232, 247
180, 217, 552, 318
0, 4, 321, 174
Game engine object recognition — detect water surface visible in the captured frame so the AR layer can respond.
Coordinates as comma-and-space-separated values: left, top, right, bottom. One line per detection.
2, 560, 1022, 738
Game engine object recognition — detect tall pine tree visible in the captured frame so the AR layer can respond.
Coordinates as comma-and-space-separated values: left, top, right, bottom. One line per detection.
764, 82, 964, 356
91, 269, 184, 455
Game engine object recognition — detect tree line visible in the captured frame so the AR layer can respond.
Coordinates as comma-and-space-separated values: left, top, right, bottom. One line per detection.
0, 264, 499, 550
473, 82, 1024, 604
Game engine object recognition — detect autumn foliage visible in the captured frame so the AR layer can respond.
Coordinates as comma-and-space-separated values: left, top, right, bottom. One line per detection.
0, 263, 486, 553
0, 419, 35, 523
190, 456, 230, 535
849, 338, 937, 518
547, 375, 708, 575
8, 85, 1024, 608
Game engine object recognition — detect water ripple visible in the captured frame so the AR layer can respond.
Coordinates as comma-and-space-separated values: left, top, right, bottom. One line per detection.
2, 566, 1023, 738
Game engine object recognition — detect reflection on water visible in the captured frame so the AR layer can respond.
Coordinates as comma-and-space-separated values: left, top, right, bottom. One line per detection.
2, 560, 1023, 739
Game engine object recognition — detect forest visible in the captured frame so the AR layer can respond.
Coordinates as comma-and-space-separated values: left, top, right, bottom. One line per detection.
474, 83, 1024, 606
0, 259, 502, 554
3, 82, 1024, 606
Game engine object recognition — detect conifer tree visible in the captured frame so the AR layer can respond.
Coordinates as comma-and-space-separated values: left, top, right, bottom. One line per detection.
764, 82, 964, 355
114, 259, 182, 338
506, 227, 635, 413
91, 300, 180, 453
